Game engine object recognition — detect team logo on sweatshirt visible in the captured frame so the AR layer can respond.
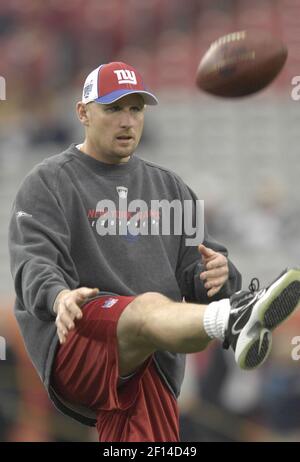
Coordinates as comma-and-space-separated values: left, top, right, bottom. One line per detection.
86, 195, 205, 246
116, 186, 128, 199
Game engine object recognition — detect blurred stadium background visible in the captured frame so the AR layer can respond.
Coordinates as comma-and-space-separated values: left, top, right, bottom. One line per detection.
1, 0, 300, 442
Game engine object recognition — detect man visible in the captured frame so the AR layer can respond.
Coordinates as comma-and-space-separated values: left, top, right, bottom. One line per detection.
9, 62, 300, 442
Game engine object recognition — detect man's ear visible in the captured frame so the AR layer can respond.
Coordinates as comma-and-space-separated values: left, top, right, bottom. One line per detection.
76, 102, 89, 126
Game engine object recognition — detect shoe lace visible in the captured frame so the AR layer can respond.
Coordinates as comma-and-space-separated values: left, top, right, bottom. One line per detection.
223, 276, 261, 351
248, 277, 260, 293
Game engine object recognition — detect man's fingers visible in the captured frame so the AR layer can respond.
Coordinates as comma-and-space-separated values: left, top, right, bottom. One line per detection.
200, 267, 228, 280
58, 311, 75, 330
75, 288, 99, 307
56, 311, 73, 331
55, 318, 68, 343
65, 301, 83, 320
55, 287, 99, 343
206, 255, 227, 270
205, 276, 227, 289
198, 244, 215, 259
207, 286, 221, 298
198, 250, 229, 298
76, 287, 99, 301
57, 330, 66, 344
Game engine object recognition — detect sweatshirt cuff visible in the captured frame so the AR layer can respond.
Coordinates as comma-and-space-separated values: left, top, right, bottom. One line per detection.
47, 285, 69, 317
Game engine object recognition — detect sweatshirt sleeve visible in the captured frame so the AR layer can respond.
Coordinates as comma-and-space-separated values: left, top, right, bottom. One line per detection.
8, 164, 79, 321
175, 183, 242, 303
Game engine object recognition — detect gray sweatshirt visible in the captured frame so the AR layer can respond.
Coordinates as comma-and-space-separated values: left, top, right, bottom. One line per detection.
8, 144, 241, 426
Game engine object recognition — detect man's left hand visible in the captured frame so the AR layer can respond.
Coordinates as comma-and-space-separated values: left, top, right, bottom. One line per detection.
198, 244, 229, 298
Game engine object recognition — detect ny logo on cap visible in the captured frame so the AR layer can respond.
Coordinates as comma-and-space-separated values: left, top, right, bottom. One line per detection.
113, 69, 137, 85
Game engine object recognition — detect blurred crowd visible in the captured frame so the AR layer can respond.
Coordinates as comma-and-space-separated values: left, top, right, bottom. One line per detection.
0, 0, 296, 151
0, 0, 295, 96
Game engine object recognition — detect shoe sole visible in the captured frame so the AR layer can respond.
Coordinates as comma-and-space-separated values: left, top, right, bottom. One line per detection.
235, 269, 300, 370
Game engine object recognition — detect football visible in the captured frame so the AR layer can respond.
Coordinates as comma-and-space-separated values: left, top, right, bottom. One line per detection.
196, 31, 288, 97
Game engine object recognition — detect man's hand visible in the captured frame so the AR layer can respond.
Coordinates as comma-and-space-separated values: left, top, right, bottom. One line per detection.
53, 287, 99, 344
198, 244, 229, 298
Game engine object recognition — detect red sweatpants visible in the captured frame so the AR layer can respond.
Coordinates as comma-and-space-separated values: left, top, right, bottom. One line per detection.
51, 294, 179, 442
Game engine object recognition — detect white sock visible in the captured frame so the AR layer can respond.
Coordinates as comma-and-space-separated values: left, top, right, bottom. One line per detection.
203, 299, 231, 340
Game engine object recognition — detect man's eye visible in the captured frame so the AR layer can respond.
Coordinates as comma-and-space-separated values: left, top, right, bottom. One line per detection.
106, 106, 120, 112
131, 106, 143, 112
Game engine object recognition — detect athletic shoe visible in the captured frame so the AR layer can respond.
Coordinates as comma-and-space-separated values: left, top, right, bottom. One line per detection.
223, 268, 300, 369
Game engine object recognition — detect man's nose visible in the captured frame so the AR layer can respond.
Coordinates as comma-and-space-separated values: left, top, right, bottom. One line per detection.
119, 109, 134, 128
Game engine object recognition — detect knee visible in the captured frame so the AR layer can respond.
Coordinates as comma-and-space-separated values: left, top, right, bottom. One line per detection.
134, 291, 169, 306
130, 292, 169, 318
117, 292, 169, 341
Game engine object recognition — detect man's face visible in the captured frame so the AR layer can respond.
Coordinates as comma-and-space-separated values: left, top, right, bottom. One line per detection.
82, 94, 145, 164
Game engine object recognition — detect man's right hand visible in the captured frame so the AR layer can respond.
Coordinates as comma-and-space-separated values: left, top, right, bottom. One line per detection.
53, 287, 99, 344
